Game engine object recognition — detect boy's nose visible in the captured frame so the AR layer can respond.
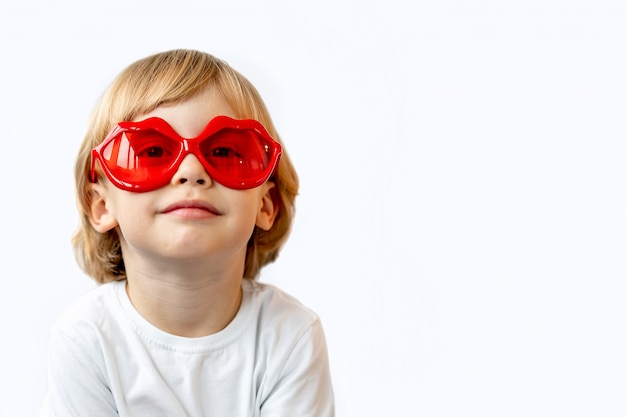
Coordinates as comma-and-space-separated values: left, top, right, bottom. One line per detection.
171, 153, 213, 187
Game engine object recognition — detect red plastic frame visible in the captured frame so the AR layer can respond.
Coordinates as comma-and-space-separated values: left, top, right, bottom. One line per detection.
90, 116, 282, 192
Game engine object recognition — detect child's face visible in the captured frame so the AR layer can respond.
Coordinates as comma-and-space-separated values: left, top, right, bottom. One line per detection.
88, 87, 276, 273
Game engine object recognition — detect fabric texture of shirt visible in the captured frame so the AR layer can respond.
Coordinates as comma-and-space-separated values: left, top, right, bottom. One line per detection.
39, 279, 334, 417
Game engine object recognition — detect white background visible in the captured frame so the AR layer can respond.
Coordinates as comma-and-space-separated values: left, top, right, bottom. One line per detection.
2, 0, 625, 416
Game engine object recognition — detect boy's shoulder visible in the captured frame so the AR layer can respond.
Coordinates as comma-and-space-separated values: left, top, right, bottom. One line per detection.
242, 279, 321, 334
50, 280, 124, 336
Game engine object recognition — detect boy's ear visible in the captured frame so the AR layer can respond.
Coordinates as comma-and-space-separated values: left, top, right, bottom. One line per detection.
255, 182, 279, 231
87, 183, 119, 233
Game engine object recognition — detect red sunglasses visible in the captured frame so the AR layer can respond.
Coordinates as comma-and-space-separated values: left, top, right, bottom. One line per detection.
90, 116, 282, 192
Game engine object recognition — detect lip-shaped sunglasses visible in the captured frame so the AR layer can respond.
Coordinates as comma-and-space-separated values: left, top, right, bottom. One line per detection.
90, 116, 282, 192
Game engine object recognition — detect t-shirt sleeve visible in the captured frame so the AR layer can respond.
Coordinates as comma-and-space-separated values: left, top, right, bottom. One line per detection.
39, 325, 118, 417
259, 320, 335, 417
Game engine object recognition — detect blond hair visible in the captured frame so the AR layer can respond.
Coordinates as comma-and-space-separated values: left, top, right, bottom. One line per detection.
73, 49, 299, 283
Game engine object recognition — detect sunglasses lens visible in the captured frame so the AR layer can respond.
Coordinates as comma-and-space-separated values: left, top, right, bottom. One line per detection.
99, 131, 180, 189
199, 129, 271, 187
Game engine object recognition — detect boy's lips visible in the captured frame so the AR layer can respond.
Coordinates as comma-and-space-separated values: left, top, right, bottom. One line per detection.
161, 200, 223, 216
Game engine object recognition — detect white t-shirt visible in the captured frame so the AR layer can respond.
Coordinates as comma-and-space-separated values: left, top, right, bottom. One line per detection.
39, 279, 334, 417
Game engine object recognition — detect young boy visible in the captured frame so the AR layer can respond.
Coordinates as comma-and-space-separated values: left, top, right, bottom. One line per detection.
39, 49, 334, 416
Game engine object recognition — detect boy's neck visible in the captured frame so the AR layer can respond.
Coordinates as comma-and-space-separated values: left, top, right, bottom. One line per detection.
124, 265, 245, 338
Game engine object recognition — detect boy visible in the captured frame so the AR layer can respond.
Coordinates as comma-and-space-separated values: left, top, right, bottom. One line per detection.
40, 49, 334, 416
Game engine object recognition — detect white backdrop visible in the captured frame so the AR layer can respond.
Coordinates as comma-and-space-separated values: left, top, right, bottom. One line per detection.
2, 1, 625, 416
